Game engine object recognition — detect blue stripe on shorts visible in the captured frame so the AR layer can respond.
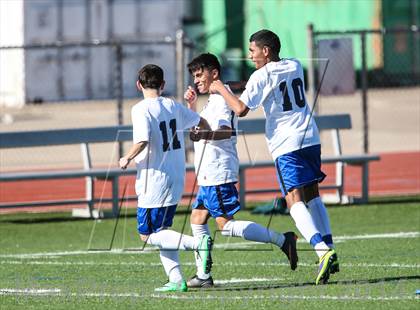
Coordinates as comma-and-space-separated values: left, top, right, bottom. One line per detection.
275, 144, 326, 196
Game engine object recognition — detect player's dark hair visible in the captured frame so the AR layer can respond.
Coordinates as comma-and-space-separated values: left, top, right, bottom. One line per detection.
187, 53, 221, 75
249, 29, 281, 56
137, 64, 164, 90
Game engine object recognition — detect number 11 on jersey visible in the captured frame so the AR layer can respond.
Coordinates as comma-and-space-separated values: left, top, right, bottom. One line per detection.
159, 119, 181, 152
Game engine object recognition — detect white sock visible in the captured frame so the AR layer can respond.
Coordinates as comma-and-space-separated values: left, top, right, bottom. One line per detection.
191, 223, 211, 237
191, 224, 211, 279
289, 201, 320, 243
147, 229, 199, 250
308, 197, 333, 247
289, 201, 330, 258
159, 250, 183, 283
222, 220, 285, 247
314, 242, 330, 258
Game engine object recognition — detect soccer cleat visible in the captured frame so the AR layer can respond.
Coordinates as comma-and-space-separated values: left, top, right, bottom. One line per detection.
329, 252, 340, 274
197, 235, 213, 274
187, 275, 214, 288
315, 249, 336, 285
154, 280, 188, 292
281, 231, 299, 270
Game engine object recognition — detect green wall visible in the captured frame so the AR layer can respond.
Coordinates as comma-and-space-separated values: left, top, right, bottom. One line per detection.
203, 0, 379, 69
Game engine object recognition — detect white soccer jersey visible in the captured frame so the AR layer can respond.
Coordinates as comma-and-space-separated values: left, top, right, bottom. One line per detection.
239, 59, 320, 159
194, 87, 239, 186
131, 96, 201, 208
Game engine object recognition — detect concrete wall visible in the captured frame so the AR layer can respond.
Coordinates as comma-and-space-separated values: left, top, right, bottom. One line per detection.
0, 0, 25, 107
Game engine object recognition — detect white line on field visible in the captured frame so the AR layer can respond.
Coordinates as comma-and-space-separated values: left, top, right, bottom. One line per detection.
0, 288, 61, 294
335, 231, 420, 240
214, 277, 285, 284
0, 231, 418, 259
0, 289, 417, 301
0, 260, 418, 269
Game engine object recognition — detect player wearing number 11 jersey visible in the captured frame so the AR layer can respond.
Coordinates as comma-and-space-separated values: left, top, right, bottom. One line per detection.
210, 29, 339, 285
119, 64, 213, 292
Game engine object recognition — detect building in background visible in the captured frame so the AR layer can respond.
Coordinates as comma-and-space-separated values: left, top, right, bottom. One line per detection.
0, 0, 189, 106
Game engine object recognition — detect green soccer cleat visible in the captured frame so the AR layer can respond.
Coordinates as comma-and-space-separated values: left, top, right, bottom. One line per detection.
315, 249, 336, 285
154, 280, 188, 292
197, 235, 213, 274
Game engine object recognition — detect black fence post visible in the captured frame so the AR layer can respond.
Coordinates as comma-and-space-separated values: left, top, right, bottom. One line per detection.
360, 32, 368, 154
114, 44, 124, 158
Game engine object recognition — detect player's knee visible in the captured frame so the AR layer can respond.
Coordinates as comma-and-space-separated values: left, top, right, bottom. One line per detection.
139, 234, 149, 242
220, 220, 234, 236
190, 207, 208, 225
285, 188, 304, 208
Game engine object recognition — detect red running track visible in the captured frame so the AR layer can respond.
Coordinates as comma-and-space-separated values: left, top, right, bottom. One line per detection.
0, 152, 419, 214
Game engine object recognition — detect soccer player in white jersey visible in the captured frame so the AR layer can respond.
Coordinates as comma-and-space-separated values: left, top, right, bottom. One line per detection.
184, 53, 299, 288
119, 64, 213, 292
209, 30, 339, 285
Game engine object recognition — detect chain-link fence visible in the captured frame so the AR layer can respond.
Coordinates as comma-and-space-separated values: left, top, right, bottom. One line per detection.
0, 31, 196, 172
307, 25, 420, 154
0, 30, 193, 125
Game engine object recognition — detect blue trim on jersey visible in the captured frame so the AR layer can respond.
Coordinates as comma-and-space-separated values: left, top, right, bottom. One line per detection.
275, 144, 326, 196
192, 183, 241, 218
137, 205, 177, 235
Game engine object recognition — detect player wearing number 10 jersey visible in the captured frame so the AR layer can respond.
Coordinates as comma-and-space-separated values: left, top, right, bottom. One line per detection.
210, 29, 339, 285
119, 64, 213, 292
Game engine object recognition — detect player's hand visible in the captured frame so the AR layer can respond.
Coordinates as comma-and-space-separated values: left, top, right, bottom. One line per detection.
209, 80, 224, 94
184, 86, 197, 108
189, 127, 201, 142
119, 157, 130, 169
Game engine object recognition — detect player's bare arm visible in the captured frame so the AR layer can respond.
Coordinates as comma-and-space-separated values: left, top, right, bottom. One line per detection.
191, 124, 233, 142
207, 125, 233, 140
119, 141, 148, 169
209, 80, 249, 117
190, 116, 215, 141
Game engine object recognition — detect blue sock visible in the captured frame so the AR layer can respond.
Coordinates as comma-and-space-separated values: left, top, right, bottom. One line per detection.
309, 232, 323, 247
322, 234, 333, 247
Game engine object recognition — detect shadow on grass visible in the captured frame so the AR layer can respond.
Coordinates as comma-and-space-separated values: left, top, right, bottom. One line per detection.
2, 194, 419, 224
203, 274, 420, 292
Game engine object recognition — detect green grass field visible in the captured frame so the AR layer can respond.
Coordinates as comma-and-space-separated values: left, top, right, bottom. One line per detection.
1, 197, 419, 309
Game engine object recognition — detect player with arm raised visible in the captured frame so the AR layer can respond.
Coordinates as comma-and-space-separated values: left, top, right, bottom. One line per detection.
184, 53, 298, 288
210, 30, 339, 285
119, 64, 212, 292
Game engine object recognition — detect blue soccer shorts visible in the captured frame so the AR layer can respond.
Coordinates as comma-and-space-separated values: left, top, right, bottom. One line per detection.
275, 144, 326, 196
137, 205, 177, 235
192, 182, 241, 218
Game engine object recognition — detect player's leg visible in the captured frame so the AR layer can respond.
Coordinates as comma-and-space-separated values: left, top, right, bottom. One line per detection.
188, 197, 214, 288
304, 183, 334, 248
137, 206, 212, 292
216, 215, 298, 270
275, 145, 335, 284
304, 183, 339, 274
284, 188, 336, 284
205, 183, 298, 270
